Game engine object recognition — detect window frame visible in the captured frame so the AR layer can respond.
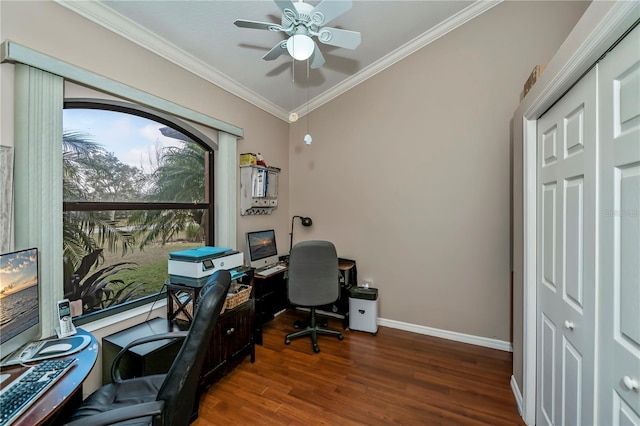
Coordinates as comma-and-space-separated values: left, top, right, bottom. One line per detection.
63, 99, 216, 324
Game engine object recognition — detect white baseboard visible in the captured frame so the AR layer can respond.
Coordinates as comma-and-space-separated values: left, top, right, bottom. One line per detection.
511, 375, 524, 420
377, 317, 513, 352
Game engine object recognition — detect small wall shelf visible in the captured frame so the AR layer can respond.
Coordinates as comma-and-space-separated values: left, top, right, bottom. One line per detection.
240, 165, 279, 215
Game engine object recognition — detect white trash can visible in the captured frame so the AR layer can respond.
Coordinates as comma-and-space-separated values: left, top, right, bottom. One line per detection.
349, 287, 378, 335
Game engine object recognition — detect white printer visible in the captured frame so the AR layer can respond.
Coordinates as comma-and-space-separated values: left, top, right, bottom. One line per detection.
168, 246, 244, 287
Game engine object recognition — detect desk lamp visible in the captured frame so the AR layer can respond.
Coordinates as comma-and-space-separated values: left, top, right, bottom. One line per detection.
289, 215, 312, 253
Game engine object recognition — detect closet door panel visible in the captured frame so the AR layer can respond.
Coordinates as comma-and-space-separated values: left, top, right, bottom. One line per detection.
614, 393, 640, 426
536, 66, 597, 426
598, 24, 640, 423
562, 337, 582, 426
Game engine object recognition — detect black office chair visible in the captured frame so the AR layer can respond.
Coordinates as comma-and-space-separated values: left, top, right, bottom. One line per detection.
285, 240, 344, 353
64, 270, 232, 426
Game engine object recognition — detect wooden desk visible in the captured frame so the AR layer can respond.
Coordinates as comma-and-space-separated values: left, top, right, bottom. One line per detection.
252, 258, 356, 338
102, 317, 187, 385
0, 328, 99, 425
103, 309, 255, 395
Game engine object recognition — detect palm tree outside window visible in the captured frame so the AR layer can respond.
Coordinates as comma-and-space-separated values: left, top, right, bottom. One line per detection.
62, 102, 214, 322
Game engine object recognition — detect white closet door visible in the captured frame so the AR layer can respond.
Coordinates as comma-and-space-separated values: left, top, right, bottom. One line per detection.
598, 24, 640, 424
536, 67, 597, 426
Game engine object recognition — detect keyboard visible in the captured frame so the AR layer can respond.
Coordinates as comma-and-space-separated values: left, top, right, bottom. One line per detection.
257, 263, 286, 277
0, 358, 76, 426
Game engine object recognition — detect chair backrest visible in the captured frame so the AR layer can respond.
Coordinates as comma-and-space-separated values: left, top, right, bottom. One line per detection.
287, 240, 339, 307
155, 269, 231, 426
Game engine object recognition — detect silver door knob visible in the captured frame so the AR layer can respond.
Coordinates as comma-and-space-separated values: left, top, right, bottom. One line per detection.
622, 376, 639, 391
564, 320, 575, 330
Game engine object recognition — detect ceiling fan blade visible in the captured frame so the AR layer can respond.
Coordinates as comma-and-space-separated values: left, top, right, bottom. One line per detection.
310, 0, 353, 26
317, 27, 361, 49
263, 41, 288, 61
234, 19, 284, 32
274, 0, 299, 23
309, 45, 325, 69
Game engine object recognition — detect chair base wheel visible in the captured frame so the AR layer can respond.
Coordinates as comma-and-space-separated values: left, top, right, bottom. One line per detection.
313, 345, 320, 353
285, 338, 291, 345
338, 334, 344, 341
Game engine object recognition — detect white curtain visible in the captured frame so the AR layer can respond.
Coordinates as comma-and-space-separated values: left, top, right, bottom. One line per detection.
14, 64, 63, 338
216, 131, 238, 249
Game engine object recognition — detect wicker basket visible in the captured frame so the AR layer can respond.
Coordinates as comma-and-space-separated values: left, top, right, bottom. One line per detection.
221, 283, 252, 313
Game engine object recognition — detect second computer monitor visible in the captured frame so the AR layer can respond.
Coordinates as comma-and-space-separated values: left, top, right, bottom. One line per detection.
0, 247, 40, 360
246, 229, 279, 268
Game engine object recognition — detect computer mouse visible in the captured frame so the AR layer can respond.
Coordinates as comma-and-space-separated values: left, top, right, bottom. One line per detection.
40, 343, 73, 354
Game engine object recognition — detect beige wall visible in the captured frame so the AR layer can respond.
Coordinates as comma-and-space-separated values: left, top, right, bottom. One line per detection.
289, 1, 588, 345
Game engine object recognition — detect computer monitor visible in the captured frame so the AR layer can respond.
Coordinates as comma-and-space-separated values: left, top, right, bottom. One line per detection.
0, 247, 41, 360
246, 229, 279, 268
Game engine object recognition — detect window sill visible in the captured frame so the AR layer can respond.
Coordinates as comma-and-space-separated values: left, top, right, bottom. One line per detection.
81, 298, 168, 334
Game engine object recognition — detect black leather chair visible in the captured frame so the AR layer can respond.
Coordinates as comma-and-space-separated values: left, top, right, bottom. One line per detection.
64, 270, 232, 426
285, 240, 344, 353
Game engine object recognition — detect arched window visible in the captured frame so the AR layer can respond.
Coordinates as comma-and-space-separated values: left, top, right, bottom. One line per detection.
62, 100, 215, 321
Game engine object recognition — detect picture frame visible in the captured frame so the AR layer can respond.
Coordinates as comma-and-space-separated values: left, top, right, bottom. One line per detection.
0, 145, 14, 253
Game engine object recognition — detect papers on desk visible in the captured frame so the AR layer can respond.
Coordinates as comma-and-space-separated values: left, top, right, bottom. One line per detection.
230, 269, 247, 281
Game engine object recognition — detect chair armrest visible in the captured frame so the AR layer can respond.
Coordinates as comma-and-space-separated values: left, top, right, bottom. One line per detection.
64, 401, 164, 426
111, 331, 188, 383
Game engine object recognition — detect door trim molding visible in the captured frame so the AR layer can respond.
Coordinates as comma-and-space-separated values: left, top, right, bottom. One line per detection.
513, 2, 639, 424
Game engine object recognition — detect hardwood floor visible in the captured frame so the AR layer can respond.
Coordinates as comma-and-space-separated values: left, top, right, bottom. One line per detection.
194, 309, 525, 425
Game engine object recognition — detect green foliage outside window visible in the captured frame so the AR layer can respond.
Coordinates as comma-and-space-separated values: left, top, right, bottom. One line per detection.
62, 109, 209, 316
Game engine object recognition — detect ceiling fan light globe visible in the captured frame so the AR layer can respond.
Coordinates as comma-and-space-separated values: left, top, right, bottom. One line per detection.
287, 34, 314, 61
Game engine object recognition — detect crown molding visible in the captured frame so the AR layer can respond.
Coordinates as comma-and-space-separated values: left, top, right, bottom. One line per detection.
54, 0, 289, 119
55, 0, 500, 123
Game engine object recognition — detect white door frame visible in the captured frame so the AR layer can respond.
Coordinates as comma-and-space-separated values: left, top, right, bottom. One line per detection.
514, 2, 639, 424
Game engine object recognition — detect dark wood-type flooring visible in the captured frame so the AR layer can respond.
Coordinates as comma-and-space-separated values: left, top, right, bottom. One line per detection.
194, 309, 525, 425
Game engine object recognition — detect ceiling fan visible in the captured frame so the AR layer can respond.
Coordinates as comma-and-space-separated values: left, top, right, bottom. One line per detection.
234, 0, 361, 69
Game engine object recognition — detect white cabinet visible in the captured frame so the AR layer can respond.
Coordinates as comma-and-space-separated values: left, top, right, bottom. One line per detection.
240, 165, 279, 215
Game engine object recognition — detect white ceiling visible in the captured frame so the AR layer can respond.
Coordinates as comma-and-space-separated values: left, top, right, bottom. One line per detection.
57, 0, 500, 121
